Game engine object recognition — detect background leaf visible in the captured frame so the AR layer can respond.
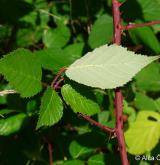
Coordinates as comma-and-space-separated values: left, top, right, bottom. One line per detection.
129, 25, 160, 54
88, 154, 106, 165
125, 111, 160, 155
0, 48, 42, 97
69, 141, 93, 159
0, 113, 27, 136
88, 14, 113, 48
135, 62, 160, 91
135, 93, 159, 111
43, 25, 70, 48
62, 160, 84, 165
35, 43, 83, 72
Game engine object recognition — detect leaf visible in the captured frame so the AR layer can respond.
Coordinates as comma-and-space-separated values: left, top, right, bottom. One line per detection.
69, 141, 93, 159
35, 48, 71, 72
122, 0, 160, 21
138, 0, 160, 21
36, 87, 63, 129
0, 48, 42, 97
98, 111, 109, 125
135, 63, 160, 91
0, 109, 17, 117
88, 14, 113, 48
35, 46, 81, 72
88, 153, 120, 165
129, 25, 160, 54
61, 84, 100, 116
66, 44, 159, 89
64, 43, 84, 60
0, 113, 27, 136
16, 28, 42, 47
155, 98, 160, 112
135, 93, 158, 111
43, 25, 70, 48
88, 154, 106, 165
62, 160, 84, 165
125, 111, 160, 155
123, 101, 136, 123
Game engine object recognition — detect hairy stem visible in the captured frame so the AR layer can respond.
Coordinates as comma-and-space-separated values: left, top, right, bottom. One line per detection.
122, 20, 160, 30
112, 0, 129, 164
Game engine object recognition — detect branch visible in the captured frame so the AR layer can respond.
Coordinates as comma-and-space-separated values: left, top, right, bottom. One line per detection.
77, 113, 115, 133
51, 67, 66, 89
122, 20, 160, 30
112, 0, 129, 164
115, 88, 129, 165
112, 0, 122, 45
53, 77, 64, 90
48, 143, 53, 165
0, 89, 16, 96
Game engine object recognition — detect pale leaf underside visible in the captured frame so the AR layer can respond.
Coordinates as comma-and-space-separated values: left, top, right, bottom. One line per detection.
66, 44, 159, 89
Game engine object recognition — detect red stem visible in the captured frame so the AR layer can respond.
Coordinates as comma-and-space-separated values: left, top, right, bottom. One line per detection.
53, 77, 64, 90
112, 0, 121, 44
51, 67, 66, 88
48, 143, 53, 165
78, 113, 115, 133
122, 20, 160, 30
115, 89, 129, 165
112, 0, 129, 164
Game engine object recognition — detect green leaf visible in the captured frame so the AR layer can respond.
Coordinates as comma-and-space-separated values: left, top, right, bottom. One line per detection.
64, 43, 84, 60
125, 111, 160, 155
135, 93, 158, 111
43, 25, 70, 48
61, 84, 100, 116
69, 141, 93, 159
123, 101, 136, 123
98, 111, 109, 125
88, 153, 120, 164
138, 0, 160, 21
89, 14, 113, 48
16, 27, 42, 47
35, 48, 70, 72
139, 161, 150, 165
122, 0, 160, 21
155, 98, 160, 112
0, 113, 27, 136
0, 49, 42, 97
36, 87, 63, 129
0, 109, 17, 117
129, 25, 160, 54
88, 154, 106, 165
135, 63, 160, 91
62, 160, 84, 165
35, 46, 81, 72
66, 44, 159, 89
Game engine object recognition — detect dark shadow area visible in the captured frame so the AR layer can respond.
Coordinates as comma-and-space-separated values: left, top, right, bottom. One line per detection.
0, 0, 34, 25
121, 0, 144, 22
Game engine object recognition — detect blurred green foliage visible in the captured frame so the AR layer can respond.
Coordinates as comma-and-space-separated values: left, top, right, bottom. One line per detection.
0, 0, 160, 165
